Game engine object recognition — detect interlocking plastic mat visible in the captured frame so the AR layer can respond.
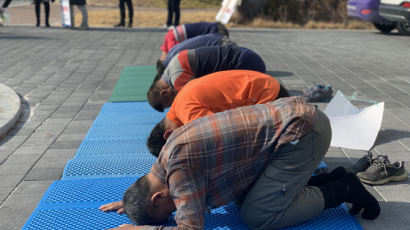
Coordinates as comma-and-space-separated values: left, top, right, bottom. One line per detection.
109, 65, 157, 102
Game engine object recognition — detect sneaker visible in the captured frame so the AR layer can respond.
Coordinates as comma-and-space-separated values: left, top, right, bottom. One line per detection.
303, 83, 333, 102
0, 8, 10, 23
357, 159, 408, 185
349, 151, 389, 174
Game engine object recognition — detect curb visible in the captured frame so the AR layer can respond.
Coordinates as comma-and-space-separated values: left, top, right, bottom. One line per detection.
0, 83, 22, 138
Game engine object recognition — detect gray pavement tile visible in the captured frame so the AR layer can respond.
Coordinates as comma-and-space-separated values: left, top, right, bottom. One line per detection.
73, 109, 100, 120
0, 181, 53, 230
49, 140, 82, 149
0, 186, 14, 202
1, 27, 410, 230
358, 201, 409, 230
0, 175, 24, 188
25, 156, 72, 181
41, 149, 77, 159
62, 120, 94, 134
375, 183, 410, 203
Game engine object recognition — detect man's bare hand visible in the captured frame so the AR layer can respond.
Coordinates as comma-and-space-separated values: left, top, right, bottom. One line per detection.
99, 201, 125, 214
108, 224, 144, 230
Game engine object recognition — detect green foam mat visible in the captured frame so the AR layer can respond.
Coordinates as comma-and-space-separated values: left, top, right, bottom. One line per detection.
109, 65, 156, 102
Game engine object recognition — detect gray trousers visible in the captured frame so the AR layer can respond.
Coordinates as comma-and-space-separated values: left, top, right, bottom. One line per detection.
70, 4, 88, 28
241, 110, 331, 230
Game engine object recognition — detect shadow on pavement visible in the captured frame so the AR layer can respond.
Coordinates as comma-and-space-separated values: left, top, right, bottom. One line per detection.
267, 70, 294, 78
0, 33, 53, 40
374, 129, 410, 146
287, 89, 304, 97
0, 94, 30, 160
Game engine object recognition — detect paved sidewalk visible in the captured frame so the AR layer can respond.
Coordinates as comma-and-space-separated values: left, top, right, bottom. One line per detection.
0, 83, 21, 138
0, 26, 410, 229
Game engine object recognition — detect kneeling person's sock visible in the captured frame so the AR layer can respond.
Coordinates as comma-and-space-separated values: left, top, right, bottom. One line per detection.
308, 166, 347, 186
319, 172, 380, 220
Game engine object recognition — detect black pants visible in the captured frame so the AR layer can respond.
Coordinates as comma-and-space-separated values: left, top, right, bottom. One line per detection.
119, 0, 133, 24
166, 0, 180, 27
34, 0, 50, 24
2, 0, 12, 8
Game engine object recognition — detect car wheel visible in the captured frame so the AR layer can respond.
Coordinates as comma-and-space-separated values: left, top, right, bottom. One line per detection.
397, 22, 410, 35
373, 22, 396, 34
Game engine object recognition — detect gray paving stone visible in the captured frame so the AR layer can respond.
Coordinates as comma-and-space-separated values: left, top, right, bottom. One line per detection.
1, 27, 410, 230
0, 181, 53, 230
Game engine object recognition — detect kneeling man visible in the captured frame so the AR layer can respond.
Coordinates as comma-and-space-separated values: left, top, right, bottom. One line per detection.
101, 97, 380, 230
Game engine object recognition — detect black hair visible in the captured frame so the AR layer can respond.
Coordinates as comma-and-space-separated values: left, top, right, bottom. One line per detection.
277, 84, 290, 99
156, 59, 165, 75
147, 73, 165, 112
123, 176, 158, 225
217, 23, 230, 37
146, 119, 167, 157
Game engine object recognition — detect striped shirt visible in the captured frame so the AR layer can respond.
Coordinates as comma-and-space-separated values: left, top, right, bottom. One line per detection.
151, 96, 318, 230
162, 46, 266, 92
162, 34, 234, 67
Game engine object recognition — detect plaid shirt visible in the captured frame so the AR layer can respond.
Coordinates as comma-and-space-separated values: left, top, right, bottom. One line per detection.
150, 96, 317, 230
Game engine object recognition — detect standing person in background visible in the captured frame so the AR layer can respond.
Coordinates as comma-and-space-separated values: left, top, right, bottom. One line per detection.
70, 0, 88, 29
34, 0, 52, 27
166, 0, 180, 28
0, 0, 12, 26
114, 0, 133, 28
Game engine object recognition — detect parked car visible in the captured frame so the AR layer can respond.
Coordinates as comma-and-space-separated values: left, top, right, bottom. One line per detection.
379, 0, 410, 35
348, 0, 396, 33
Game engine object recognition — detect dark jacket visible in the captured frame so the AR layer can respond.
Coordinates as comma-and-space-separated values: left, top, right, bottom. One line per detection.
70, 0, 86, 5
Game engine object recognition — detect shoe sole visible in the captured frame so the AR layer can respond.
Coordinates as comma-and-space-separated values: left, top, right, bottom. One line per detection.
360, 172, 408, 185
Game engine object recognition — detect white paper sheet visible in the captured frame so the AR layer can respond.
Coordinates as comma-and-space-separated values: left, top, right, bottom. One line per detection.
323, 91, 384, 151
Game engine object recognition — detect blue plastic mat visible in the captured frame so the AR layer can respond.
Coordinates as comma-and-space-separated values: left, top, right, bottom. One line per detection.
85, 124, 154, 139
38, 177, 138, 208
62, 155, 156, 180
75, 139, 150, 157
318, 160, 327, 169
25, 178, 360, 230
24, 203, 360, 230
94, 112, 164, 125
100, 102, 162, 114
23, 207, 133, 230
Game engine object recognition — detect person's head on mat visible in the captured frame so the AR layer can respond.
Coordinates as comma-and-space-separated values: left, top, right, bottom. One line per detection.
149, 46, 267, 112
146, 117, 178, 157
147, 70, 290, 157
147, 79, 176, 112
101, 97, 380, 229
122, 174, 176, 225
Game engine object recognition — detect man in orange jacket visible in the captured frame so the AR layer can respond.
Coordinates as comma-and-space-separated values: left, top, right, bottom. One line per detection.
147, 69, 289, 157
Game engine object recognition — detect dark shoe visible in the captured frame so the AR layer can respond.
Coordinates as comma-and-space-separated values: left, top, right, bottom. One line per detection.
319, 172, 380, 220
46, 23, 51, 27
308, 166, 347, 186
303, 83, 333, 102
358, 160, 408, 185
349, 151, 374, 174
114, 22, 124, 27
349, 151, 389, 174
342, 173, 380, 220
128, 22, 132, 28
36, 21, 40, 27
